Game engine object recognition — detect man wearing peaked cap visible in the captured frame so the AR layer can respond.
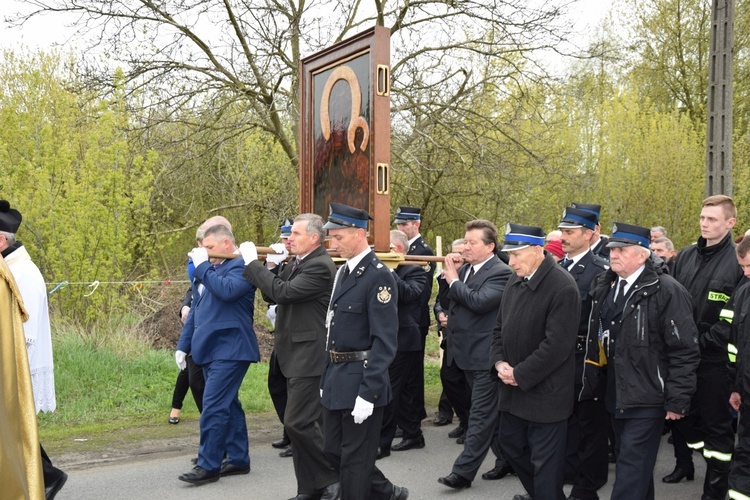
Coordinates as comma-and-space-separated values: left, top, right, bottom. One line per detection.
581, 222, 699, 500
571, 202, 610, 260
392, 206, 436, 451
491, 222, 580, 500
557, 208, 610, 500
280, 218, 294, 239
323, 202, 373, 230
0, 200, 68, 498
319, 203, 408, 499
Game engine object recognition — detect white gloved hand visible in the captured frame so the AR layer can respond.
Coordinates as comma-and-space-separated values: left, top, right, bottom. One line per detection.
266, 242, 289, 266
266, 304, 277, 328
175, 350, 187, 370
351, 396, 374, 424
188, 247, 209, 267
239, 241, 258, 265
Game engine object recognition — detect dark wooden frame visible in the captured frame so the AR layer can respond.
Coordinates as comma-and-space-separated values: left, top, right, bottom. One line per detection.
299, 26, 391, 251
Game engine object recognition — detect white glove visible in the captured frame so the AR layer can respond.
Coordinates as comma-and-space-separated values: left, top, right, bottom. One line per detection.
188, 247, 208, 267
175, 350, 187, 370
239, 241, 258, 265
351, 396, 374, 424
266, 242, 289, 266
266, 304, 277, 328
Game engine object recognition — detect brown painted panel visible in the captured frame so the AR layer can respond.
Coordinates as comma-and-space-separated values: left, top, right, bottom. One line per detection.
300, 26, 391, 251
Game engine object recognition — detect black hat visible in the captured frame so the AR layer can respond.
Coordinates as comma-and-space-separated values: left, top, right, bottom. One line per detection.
607, 222, 651, 248
501, 223, 546, 252
571, 202, 602, 224
558, 207, 598, 231
323, 203, 373, 230
393, 206, 421, 224
279, 218, 294, 238
0, 200, 22, 233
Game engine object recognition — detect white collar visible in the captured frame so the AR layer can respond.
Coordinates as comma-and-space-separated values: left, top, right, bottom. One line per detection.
347, 247, 372, 272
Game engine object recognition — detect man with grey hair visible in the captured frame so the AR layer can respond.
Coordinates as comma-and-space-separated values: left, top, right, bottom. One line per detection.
241, 214, 340, 500
582, 222, 699, 500
377, 230, 427, 458
176, 224, 258, 485
650, 226, 667, 242
650, 236, 677, 274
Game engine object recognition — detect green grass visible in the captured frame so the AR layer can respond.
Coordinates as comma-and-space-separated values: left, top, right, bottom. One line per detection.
38, 324, 444, 454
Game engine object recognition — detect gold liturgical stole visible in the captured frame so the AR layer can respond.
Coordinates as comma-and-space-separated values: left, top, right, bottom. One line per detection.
0, 255, 44, 500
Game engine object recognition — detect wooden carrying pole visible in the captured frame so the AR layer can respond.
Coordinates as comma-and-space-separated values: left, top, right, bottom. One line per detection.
205, 248, 433, 267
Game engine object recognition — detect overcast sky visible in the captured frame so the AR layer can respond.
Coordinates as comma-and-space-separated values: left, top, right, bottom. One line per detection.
0, 0, 614, 51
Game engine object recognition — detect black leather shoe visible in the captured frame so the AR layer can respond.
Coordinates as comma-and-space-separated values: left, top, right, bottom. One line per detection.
448, 424, 467, 439
481, 464, 515, 480
512, 494, 533, 500
392, 435, 425, 452
395, 427, 403, 438
456, 436, 465, 445
376, 447, 391, 460
178, 466, 221, 485
45, 471, 68, 500
272, 436, 291, 448
662, 466, 695, 483
390, 485, 409, 499
433, 416, 452, 426
279, 446, 293, 458
438, 472, 472, 489
220, 462, 250, 477
320, 481, 341, 500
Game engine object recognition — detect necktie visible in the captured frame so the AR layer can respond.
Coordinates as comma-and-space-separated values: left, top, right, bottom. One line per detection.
464, 266, 475, 283
291, 257, 300, 273
560, 258, 573, 270
614, 279, 628, 310
342, 265, 350, 283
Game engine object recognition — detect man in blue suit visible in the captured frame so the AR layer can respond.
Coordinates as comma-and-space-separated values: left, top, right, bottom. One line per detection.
176, 224, 259, 485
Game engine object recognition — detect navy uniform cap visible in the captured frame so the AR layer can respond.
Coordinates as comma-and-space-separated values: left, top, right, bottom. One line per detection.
279, 218, 294, 238
393, 206, 421, 224
558, 207, 598, 231
501, 223, 546, 252
323, 202, 373, 230
606, 222, 650, 248
0, 200, 22, 233
571, 202, 602, 223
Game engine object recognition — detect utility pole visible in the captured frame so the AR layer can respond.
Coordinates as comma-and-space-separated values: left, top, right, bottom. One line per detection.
706, 0, 735, 196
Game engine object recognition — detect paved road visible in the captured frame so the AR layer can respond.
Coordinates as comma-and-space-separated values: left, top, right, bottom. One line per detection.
56, 423, 705, 499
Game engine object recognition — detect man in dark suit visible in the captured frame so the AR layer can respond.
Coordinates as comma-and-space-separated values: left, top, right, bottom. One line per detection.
393, 206, 436, 439
176, 224, 259, 485
437, 219, 514, 490
377, 230, 428, 459
320, 203, 408, 500
492, 223, 581, 500
558, 208, 610, 500
242, 213, 340, 500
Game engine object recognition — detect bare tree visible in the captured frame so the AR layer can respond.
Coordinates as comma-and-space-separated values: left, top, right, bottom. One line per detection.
11, 0, 576, 164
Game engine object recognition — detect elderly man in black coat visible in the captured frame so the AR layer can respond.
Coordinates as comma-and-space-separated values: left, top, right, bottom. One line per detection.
491, 223, 581, 500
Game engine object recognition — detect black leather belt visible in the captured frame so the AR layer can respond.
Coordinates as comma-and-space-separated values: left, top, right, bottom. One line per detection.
330, 350, 370, 363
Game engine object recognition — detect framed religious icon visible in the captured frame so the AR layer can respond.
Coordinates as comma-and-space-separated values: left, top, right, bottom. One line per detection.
299, 26, 391, 251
